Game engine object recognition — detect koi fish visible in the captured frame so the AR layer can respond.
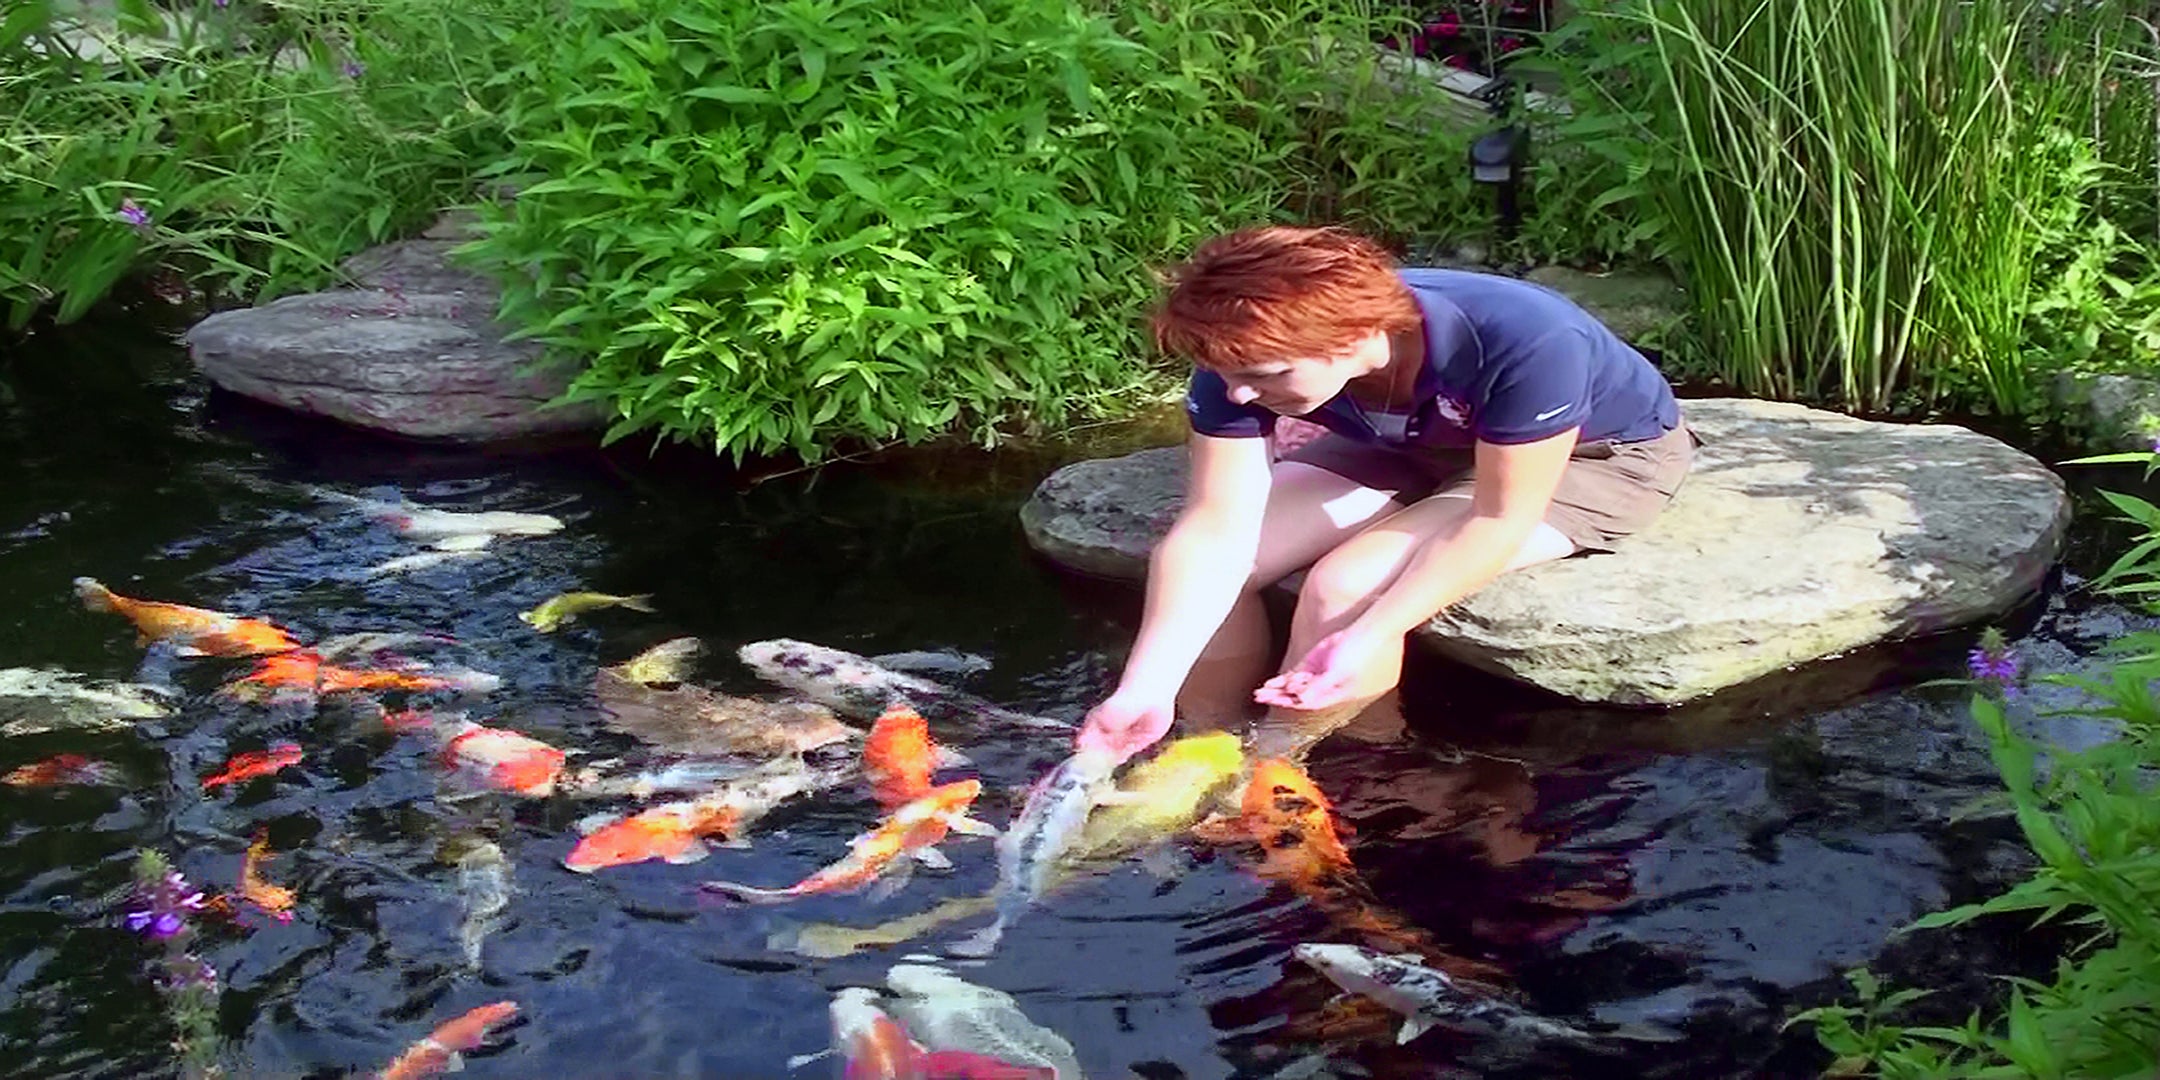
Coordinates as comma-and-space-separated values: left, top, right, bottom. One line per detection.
518, 592, 655, 632
1069, 731, 1244, 864
73, 577, 300, 658
1293, 943, 1665, 1048
451, 839, 511, 970
1, 753, 115, 787
201, 742, 303, 791
610, 637, 703, 686
700, 779, 994, 904
555, 757, 758, 801
820, 988, 1055, 1080
325, 492, 563, 546
375, 999, 519, 1080
1208, 759, 1508, 983
227, 651, 462, 698
770, 736, 1244, 961
0, 667, 169, 736
865, 702, 939, 811
238, 830, 295, 922
563, 757, 851, 872
884, 964, 1082, 1079
440, 720, 566, 796
363, 549, 489, 578
738, 639, 1069, 731
594, 665, 854, 759
948, 749, 1115, 958
828, 987, 922, 1080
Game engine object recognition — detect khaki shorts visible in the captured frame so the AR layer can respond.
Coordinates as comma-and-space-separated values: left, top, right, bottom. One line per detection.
1281, 420, 1698, 552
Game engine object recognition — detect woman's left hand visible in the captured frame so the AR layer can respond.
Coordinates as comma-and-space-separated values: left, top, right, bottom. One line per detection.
1254, 627, 1380, 711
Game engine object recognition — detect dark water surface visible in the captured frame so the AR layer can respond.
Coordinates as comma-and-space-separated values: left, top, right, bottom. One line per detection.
0, 311, 2135, 1079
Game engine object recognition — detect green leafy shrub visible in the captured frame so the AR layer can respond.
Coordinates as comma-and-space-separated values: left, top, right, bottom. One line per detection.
461, 0, 1492, 460
0, 0, 519, 327
1791, 450, 2160, 1078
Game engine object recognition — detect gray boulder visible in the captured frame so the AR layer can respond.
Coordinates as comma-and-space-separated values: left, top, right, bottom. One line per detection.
2050, 371, 2160, 454
1018, 398, 2070, 704
184, 236, 605, 442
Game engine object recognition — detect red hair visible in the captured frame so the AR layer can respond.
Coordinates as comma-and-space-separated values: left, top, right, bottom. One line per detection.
1151, 226, 1421, 370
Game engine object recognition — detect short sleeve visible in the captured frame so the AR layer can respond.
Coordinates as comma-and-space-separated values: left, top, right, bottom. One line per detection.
1475, 330, 1593, 444
1185, 370, 1276, 439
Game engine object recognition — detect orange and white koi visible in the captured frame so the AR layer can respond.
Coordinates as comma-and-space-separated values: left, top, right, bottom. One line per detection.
440, 721, 566, 797
1, 753, 114, 787
238, 830, 295, 923
865, 702, 938, 811
700, 779, 993, 904
201, 742, 304, 791
227, 651, 462, 698
375, 1000, 519, 1080
73, 577, 300, 658
563, 757, 856, 872
822, 987, 1057, 1080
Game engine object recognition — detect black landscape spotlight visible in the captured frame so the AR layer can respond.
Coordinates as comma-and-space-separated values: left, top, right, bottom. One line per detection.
1469, 124, 1529, 239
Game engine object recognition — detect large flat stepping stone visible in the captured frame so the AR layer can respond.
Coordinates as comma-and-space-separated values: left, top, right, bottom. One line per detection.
1019, 398, 2071, 704
184, 237, 604, 442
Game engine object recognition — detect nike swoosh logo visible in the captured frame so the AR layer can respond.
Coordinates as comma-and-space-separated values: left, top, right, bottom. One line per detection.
1534, 405, 1571, 422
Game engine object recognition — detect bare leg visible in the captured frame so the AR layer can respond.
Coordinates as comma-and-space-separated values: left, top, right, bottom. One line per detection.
1260, 493, 1578, 750
1174, 461, 1403, 730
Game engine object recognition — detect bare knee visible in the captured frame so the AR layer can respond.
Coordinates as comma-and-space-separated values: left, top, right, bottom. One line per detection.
1296, 547, 1394, 621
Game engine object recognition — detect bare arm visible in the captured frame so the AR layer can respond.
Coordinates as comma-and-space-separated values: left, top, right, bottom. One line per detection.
1352, 428, 1578, 638
1112, 432, 1274, 700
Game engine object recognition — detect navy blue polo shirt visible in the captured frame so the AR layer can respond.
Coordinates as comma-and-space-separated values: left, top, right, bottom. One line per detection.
1185, 268, 1680, 448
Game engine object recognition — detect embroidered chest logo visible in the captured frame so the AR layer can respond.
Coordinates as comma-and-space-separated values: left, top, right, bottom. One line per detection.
1434, 394, 1471, 427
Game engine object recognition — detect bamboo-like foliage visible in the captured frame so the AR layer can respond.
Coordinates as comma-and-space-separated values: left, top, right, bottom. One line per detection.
1547, 0, 2150, 415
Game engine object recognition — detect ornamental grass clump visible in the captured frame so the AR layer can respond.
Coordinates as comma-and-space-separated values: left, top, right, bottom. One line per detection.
1527, 0, 2156, 416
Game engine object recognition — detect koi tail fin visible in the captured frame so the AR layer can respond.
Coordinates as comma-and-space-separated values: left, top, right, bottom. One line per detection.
621, 594, 658, 614
72, 577, 117, 612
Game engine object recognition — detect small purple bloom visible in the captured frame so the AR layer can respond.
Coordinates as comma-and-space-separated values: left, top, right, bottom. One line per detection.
116, 199, 152, 230
2148, 434, 2159, 454
124, 909, 155, 933
342, 60, 364, 79
1967, 627, 2019, 692
150, 912, 184, 938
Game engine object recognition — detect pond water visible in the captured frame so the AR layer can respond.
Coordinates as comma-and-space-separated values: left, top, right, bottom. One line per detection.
0, 306, 2139, 1079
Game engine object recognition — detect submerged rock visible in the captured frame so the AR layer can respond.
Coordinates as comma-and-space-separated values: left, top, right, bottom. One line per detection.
183, 233, 604, 443
1018, 398, 2070, 705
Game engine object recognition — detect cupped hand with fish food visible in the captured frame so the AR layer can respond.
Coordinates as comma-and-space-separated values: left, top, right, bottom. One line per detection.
1075, 691, 1174, 764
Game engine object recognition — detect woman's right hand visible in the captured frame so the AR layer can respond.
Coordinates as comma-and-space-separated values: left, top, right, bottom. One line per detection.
1075, 691, 1175, 764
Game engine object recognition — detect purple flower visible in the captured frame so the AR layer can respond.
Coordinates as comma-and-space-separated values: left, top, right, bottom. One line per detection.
116, 199, 152, 231
125, 864, 206, 940
342, 60, 364, 79
1967, 627, 2019, 692
2148, 434, 2159, 454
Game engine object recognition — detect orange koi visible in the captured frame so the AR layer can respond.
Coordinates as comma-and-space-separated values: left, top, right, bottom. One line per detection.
702, 779, 990, 904
375, 1000, 519, 1080
2, 753, 114, 787
864, 702, 938, 811
201, 742, 303, 791
73, 577, 300, 658
563, 801, 743, 874
238, 830, 295, 922
231, 651, 457, 696
1237, 758, 1355, 880
440, 722, 566, 796
1216, 758, 1508, 985
381, 709, 440, 733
